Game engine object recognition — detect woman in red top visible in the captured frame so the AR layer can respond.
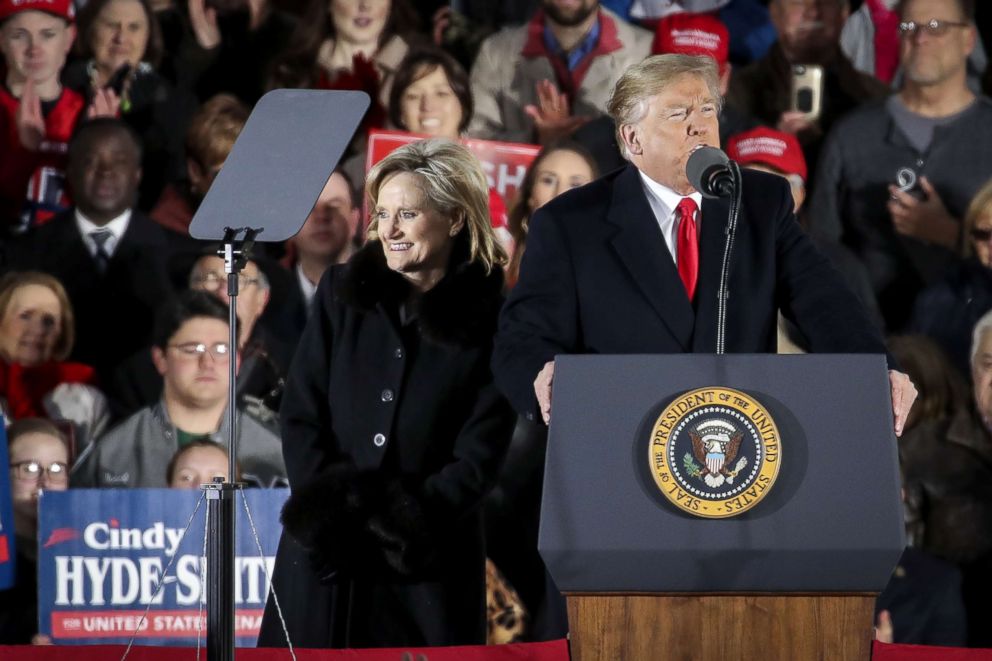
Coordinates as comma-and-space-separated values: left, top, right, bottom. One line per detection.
0, 272, 109, 455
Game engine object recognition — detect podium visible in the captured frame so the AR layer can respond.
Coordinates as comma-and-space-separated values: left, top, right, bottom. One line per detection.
539, 354, 905, 661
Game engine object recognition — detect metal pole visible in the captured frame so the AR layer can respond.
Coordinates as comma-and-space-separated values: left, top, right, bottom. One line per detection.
224, 241, 239, 486
203, 229, 256, 661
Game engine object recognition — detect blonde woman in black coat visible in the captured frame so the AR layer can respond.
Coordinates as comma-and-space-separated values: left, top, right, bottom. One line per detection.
258, 139, 514, 649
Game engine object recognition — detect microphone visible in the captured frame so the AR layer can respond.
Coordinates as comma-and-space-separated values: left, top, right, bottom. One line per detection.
686, 146, 736, 199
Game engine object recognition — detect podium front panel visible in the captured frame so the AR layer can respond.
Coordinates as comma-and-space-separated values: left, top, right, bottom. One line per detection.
538, 354, 904, 593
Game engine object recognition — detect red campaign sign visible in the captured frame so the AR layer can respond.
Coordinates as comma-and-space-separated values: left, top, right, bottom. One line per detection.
366, 130, 541, 205
50, 609, 264, 639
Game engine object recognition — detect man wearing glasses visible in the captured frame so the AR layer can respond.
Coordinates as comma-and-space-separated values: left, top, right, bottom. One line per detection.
809, 0, 992, 332
73, 291, 286, 488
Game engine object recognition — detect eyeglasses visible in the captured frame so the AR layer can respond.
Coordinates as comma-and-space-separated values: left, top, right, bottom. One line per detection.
971, 228, 992, 242
10, 460, 69, 482
169, 342, 232, 360
190, 272, 260, 289
898, 19, 969, 39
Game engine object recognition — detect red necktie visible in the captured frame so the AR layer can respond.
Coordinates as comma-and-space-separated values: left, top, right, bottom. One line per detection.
676, 197, 699, 301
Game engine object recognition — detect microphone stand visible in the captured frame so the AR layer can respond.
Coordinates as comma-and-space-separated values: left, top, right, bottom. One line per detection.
715, 161, 742, 355
204, 226, 260, 661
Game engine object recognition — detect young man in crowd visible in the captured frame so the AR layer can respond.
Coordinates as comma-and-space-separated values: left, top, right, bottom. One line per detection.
73, 290, 286, 488
0, 0, 83, 233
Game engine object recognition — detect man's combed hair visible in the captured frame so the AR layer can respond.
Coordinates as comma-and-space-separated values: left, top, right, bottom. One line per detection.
153, 290, 232, 349
365, 139, 507, 274
607, 54, 723, 160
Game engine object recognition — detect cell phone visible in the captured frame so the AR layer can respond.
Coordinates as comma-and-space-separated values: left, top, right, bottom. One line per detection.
790, 64, 824, 123
894, 167, 926, 200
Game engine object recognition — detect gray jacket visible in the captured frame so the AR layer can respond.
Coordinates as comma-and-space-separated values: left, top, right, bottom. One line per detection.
71, 401, 287, 488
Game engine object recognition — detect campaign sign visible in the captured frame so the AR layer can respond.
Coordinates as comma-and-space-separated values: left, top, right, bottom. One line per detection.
37, 488, 288, 646
0, 424, 15, 589
366, 130, 540, 204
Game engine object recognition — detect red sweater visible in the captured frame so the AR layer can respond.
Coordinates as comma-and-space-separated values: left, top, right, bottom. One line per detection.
0, 85, 85, 232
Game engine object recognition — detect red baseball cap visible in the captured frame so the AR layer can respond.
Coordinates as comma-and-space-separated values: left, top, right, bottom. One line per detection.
727, 127, 808, 183
652, 12, 729, 75
0, 0, 75, 22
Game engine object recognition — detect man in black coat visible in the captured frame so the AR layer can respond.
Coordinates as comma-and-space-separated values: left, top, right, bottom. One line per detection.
8, 118, 186, 383
493, 54, 917, 432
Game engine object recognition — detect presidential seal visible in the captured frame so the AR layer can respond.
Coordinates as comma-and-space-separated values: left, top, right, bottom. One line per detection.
648, 387, 781, 518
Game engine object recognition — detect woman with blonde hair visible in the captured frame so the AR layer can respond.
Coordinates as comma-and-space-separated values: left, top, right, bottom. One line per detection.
0, 272, 109, 455
259, 139, 514, 648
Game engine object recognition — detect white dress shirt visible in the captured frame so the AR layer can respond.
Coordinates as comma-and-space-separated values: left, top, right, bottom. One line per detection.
295, 262, 319, 311
75, 209, 132, 259
638, 170, 702, 266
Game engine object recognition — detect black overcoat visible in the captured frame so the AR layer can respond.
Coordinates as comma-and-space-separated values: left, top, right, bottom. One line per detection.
258, 242, 514, 648
493, 165, 891, 418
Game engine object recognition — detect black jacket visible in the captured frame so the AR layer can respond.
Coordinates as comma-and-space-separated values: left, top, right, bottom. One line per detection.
258, 242, 514, 648
8, 209, 184, 382
909, 258, 992, 377
493, 165, 889, 418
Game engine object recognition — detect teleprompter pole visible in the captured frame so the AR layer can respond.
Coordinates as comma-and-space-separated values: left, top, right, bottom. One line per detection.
204, 227, 259, 661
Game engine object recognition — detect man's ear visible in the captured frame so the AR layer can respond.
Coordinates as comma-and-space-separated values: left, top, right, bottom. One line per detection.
151, 346, 167, 376
719, 66, 732, 96
620, 123, 642, 156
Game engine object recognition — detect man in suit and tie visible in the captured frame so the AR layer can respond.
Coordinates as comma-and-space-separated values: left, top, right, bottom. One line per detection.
9, 118, 182, 382
493, 54, 917, 434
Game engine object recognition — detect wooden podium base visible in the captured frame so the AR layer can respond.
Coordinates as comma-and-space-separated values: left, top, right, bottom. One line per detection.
566, 593, 876, 661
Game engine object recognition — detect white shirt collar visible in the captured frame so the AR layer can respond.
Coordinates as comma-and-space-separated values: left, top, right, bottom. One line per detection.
75, 208, 132, 258
637, 170, 702, 263
295, 262, 319, 310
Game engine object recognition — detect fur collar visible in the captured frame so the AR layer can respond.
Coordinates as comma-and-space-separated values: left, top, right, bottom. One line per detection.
336, 242, 504, 348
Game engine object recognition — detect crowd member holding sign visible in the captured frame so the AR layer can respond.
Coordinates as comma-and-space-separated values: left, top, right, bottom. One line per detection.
73, 290, 286, 488
388, 47, 514, 255
506, 141, 598, 286
492, 54, 917, 436
259, 139, 514, 648
0, 418, 69, 644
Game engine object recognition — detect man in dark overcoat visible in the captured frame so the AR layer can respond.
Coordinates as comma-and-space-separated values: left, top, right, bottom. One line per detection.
493, 54, 917, 432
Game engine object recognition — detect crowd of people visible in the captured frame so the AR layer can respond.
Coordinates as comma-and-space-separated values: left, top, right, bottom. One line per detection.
0, 0, 991, 651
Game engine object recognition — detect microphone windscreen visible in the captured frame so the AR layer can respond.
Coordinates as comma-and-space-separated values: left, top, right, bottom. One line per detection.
686, 146, 730, 193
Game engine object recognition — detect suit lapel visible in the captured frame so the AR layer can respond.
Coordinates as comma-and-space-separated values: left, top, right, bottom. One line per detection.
606, 167, 694, 350
692, 196, 736, 352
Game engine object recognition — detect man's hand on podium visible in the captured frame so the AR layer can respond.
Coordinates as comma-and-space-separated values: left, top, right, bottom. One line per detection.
889, 370, 918, 438
535, 361, 555, 425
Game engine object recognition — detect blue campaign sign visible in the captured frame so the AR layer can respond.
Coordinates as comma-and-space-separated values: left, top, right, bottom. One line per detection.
36, 488, 288, 645
0, 424, 16, 589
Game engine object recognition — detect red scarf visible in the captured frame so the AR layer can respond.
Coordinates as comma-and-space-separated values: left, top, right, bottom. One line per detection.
0, 360, 98, 420
316, 53, 387, 136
